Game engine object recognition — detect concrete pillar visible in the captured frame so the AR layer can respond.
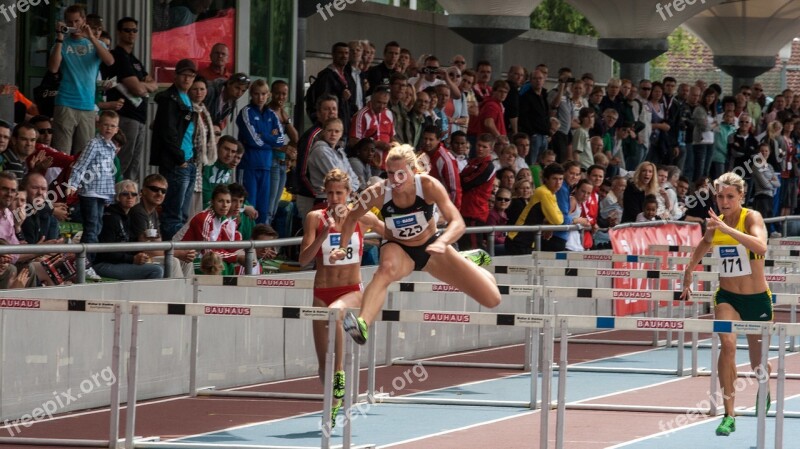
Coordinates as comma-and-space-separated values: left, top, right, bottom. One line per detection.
714, 55, 774, 93
0, 13, 16, 123
598, 38, 668, 83
448, 14, 529, 74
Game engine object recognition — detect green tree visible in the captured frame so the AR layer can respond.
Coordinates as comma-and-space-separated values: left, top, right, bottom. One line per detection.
651, 27, 703, 71
530, 0, 596, 36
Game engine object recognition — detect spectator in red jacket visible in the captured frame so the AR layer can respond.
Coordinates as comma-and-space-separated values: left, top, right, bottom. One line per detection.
458, 133, 496, 250
468, 80, 510, 142
418, 125, 461, 208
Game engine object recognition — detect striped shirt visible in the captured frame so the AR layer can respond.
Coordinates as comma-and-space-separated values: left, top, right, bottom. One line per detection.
68, 135, 116, 202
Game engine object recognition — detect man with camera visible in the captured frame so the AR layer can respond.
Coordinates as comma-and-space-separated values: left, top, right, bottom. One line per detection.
48, 4, 115, 156
549, 68, 576, 143
409, 56, 461, 101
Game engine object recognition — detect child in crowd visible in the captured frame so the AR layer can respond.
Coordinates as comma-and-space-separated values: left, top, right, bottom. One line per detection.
67, 110, 120, 281
636, 195, 659, 222
487, 187, 511, 255
572, 107, 595, 170
182, 184, 247, 275
236, 223, 279, 275
203, 136, 243, 208
449, 131, 469, 172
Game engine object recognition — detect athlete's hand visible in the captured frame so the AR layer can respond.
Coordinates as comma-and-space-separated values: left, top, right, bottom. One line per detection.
680, 271, 693, 301
425, 240, 447, 255
328, 248, 346, 264
706, 209, 732, 235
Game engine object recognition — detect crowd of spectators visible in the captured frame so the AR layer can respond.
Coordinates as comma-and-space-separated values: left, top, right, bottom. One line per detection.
1, 6, 798, 288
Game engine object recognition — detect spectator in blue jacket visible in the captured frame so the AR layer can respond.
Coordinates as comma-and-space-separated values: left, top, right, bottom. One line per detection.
236, 79, 286, 224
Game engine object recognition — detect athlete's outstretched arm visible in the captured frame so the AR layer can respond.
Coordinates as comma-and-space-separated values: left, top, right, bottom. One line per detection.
421, 175, 465, 254
681, 227, 714, 300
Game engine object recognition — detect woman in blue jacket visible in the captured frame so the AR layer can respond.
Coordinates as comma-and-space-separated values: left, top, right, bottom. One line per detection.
236, 79, 286, 224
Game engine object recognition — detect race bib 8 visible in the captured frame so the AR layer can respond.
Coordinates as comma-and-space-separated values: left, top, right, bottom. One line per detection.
322, 233, 361, 266
714, 244, 752, 278
385, 211, 428, 240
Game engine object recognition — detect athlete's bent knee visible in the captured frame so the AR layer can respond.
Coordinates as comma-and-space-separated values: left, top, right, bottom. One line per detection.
483, 288, 502, 309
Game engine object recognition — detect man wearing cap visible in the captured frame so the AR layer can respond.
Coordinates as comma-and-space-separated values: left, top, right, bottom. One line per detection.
150, 58, 198, 240
204, 72, 251, 131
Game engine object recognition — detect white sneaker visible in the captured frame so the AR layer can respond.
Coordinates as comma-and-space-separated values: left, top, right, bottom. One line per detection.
770, 231, 782, 238
85, 267, 102, 281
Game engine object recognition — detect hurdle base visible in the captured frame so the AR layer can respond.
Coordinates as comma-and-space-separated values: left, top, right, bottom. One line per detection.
695, 370, 800, 380
195, 389, 324, 400
557, 338, 668, 347
0, 437, 112, 447
134, 441, 376, 449
686, 342, 790, 351
391, 358, 525, 370
375, 395, 534, 408
564, 403, 718, 415
563, 366, 695, 376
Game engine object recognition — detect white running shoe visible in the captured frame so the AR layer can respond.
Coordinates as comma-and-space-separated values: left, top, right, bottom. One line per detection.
85, 267, 102, 281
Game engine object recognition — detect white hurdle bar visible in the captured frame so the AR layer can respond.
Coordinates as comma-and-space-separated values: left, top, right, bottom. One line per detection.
361, 308, 556, 449
0, 298, 124, 449
386, 280, 540, 371
195, 275, 542, 374
533, 251, 664, 346
126, 302, 346, 449
545, 286, 714, 376
552, 316, 800, 449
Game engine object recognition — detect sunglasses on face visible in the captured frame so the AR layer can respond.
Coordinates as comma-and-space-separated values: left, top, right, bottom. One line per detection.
120, 191, 138, 198
495, 197, 511, 202
145, 185, 167, 194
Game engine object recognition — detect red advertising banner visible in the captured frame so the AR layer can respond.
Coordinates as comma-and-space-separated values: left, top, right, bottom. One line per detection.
609, 222, 703, 316
151, 9, 236, 84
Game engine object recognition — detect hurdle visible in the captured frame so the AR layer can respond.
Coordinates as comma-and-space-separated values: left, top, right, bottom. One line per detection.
353, 307, 555, 449
386, 281, 540, 371
125, 301, 355, 449
543, 286, 715, 376
550, 315, 796, 449
540, 266, 716, 349
0, 298, 124, 449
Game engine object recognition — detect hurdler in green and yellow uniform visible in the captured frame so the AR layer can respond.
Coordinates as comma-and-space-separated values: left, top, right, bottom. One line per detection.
681, 173, 772, 438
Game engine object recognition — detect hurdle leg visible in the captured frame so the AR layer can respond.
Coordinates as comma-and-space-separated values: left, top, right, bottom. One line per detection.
775, 326, 787, 449
124, 305, 140, 449
539, 319, 553, 449
555, 319, 568, 449
756, 326, 770, 449
384, 293, 395, 366
708, 332, 720, 416
791, 304, 797, 352
320, 312, 336, 448
108, 305, 122, 449
529, 321, 540, 410
189, 278, 199, 397
343, 330, 355, 449
367, 321, 377, 403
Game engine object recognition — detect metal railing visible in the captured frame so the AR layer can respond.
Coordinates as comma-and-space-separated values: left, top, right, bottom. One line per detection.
1, 216, 798, 284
